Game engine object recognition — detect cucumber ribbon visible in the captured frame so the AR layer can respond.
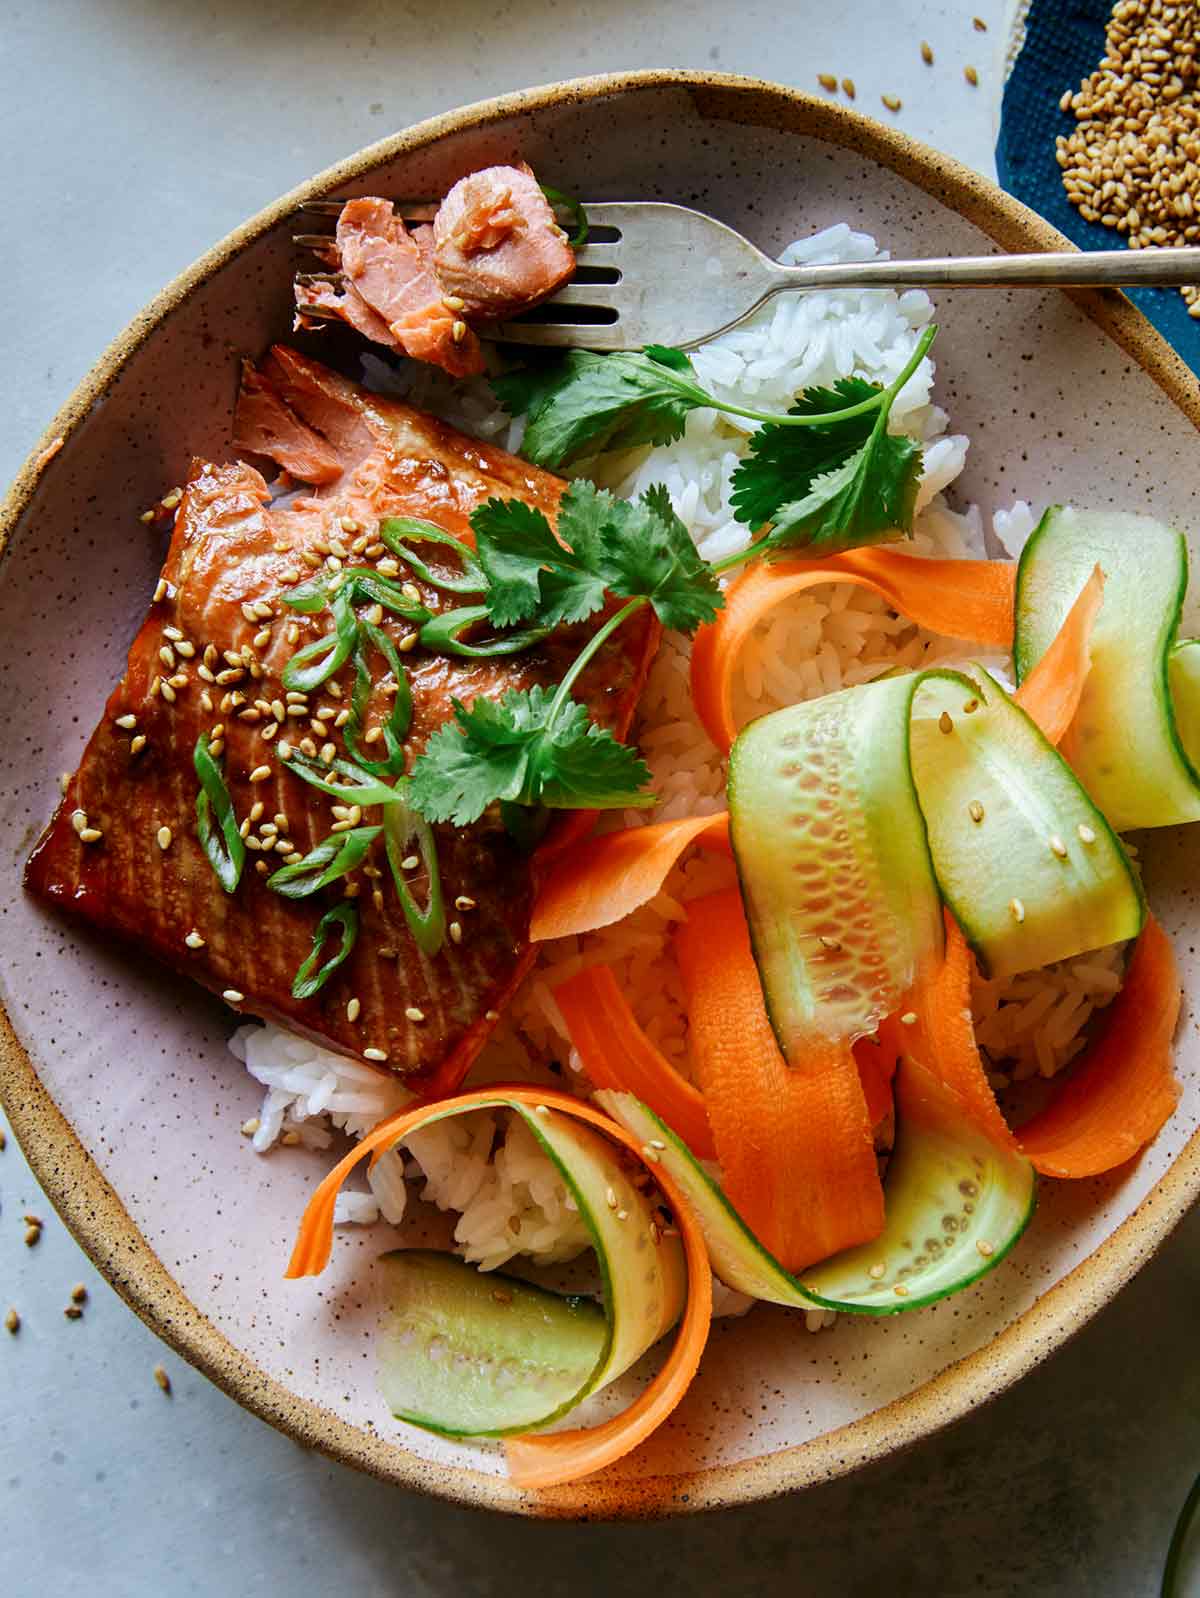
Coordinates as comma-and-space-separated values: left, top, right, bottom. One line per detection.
287, 1087, 712, 1490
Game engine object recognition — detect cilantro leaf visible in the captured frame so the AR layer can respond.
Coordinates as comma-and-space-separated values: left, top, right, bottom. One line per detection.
409, 687, 653, 826
730, 378, 923, 556
468, 481, 722, 638
767, 431, 922, 553
559, 481, 722, 633
495, 350, 709, 469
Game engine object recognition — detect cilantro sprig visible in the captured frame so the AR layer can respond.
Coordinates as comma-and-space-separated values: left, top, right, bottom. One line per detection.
408, 483, 719, 826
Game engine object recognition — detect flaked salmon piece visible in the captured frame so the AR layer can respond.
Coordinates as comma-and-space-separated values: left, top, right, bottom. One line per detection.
27, 362, 659, 1083
294, 276, 404, 353
334, 198, 484, 379
432, 163, 575, 320
231, 360, 344, 485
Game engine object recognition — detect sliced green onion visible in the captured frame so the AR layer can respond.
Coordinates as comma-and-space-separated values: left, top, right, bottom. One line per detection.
281, 586, 357, 692
292, 900, 359, 999
384, 802, 446, 958
379, 517, 488, 596
345, 621, 412, 777
539, 183, 589, 248
282, 573, 335, 614
347, 570, 431, 623
267, 825, 382, 900
193, 733, 245, 894
280, 747, 408, 808
419, 604, 551, 658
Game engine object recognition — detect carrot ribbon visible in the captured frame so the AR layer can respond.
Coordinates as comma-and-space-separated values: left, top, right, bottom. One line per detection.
690, 548, 1017, 752
286, 1085, 712, 1492
675, 888, 884, 1272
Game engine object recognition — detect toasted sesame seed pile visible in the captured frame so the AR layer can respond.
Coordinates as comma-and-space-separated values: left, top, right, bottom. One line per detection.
1055, 0, 1200, 315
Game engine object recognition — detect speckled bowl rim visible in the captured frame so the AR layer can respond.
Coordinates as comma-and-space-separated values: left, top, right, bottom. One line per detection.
3, 69, 1200, 1521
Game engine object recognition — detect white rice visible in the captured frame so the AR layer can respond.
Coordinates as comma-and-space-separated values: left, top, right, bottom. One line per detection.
235, 223, 1124, 1315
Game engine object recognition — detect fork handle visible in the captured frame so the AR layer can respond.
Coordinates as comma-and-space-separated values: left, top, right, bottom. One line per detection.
764, 247, 1200, 293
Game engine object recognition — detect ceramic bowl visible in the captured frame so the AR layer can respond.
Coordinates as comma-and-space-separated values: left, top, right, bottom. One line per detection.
2, 70, 1199, 1520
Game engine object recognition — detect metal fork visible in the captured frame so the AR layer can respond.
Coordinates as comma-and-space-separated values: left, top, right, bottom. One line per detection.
295, 198, 1200, 352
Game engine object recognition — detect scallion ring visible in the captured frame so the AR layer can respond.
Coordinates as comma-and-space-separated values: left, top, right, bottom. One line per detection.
419, 605, 551, 658
379, 517, 487, 597
267, 826, 382, 900
384, 801, 446, 958
193, 732, 245, 894
292, 900, 359, 999
345, 621, 412, 777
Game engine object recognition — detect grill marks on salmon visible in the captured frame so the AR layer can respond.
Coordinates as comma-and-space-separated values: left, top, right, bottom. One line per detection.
27, 354, 659, 1080
295, 165, 575, 375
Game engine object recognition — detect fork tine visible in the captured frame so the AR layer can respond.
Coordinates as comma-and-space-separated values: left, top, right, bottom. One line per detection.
293, 232, 337, 248
537, 283, 621, 308
490, 321, 633, 351
295, 271, 345, 287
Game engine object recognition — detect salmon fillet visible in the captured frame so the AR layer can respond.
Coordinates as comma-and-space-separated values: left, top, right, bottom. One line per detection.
294, 165, 575, 372
26, 351, 659, 1083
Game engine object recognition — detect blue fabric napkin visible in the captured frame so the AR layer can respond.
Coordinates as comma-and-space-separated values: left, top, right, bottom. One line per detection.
996, 0, 1200, 375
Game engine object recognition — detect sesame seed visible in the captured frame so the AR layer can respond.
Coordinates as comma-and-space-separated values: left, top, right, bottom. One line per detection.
867, 1261, 887, 1281
319, 742, 336, 764
184, 931, 205, 950
240, 602, 258, 624
71, 809, 88, 834
920, 39, 933, 63
882, 93, 902, 111
79, 827, 103, 844
1049, 833, 1068, 858
0, 1127, 5, 1149
443, 294, 466, 311
1078, 823, 1097, 844
253, 627, 272, 650
168, 673, 188, 690
152, 578, 168, 602
405, 1006, 426, 1022
962, 697, 979, 714
616, 1209, 629, 1222
398, 632, 418, 653
248, 800, 264, 821
197, 664, 215, 684
58, 772, 70, 794
817, 71, 838, 90
347, 997, 361, 1023
208, 738, 224, 758
968, 799, 985, 823
278, 740, 293, 760
156, 825, 172, 850
71, 1283, 88, 1304
161, 488, 182, 510
326, 681, 343, 699
215, 668, 244, 685
363, 1048, 388, 1062
4, 1309, 18, 1334
400, 854, 419, 871
534, 1104, 550, 1116
455, 896, 477, 912
153, 1364, 172, 1395
900, 1011, 918, 1026
401, 583, 422, 603
64, 1305, 83, 1320
976, 1239, 994, 1258
24, 1225, 40, 1247
281, 1130, 300, 1147
160, 681, 177, 704
1009, 897, 1026, 924
965, 64, 979, 86
244, 835, 262, 851
149, 676, 161, 698
175, 640, 196, 659
376, 558, 400, 577
241, 1117, 260, 1136
893, 1282, 910, 1297
222, 989, 245, 1004
451, 319, 468, 343
973, 15, 987, 29
115, 713, 137, 729
641, 1144, 661, 1163
253, 600, 273, 620
449, 921, 463, 944
938, 710, 954, 734
249, 765, 272, 783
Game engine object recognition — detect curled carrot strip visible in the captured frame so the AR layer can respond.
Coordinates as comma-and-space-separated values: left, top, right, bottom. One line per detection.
674, 888, 884, 1272
286, 1084, 712, 1492
532, 812, 731, 941
690, 548, 1017, 752
1013, 564, 1105, 745
901, 913, 1180, 1178
553, 965, 717, 1159
1017, 916, 1181, 1177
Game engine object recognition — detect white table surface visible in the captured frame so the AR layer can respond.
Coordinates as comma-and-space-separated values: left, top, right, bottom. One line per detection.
4, 2, 1200, 1592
